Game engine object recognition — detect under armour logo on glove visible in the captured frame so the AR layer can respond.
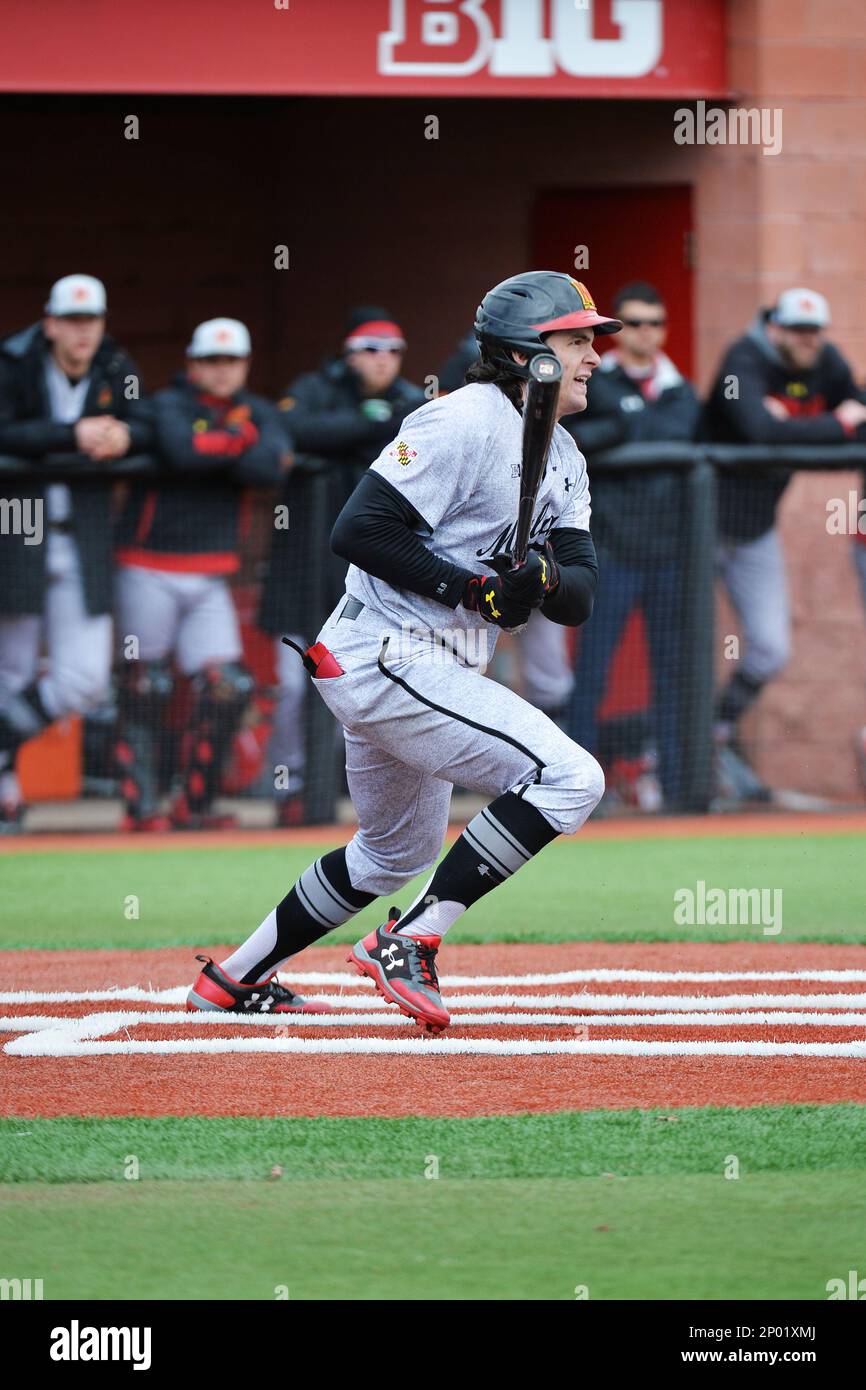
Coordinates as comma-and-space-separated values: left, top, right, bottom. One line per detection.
381, 943, 405, 971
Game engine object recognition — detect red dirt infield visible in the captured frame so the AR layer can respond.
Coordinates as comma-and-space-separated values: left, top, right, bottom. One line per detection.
2, 941, 866, 1118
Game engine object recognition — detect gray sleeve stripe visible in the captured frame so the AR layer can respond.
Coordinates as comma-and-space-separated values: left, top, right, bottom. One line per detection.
295, 874, 342, 930
464, 824, 512, 880
466, 812, 530, 875
480, 807, 532, 863
312, 859, 357, 918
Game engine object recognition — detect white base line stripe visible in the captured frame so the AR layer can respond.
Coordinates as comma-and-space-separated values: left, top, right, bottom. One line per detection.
5, 989, 866, 1010
7, 1034, 866, 1058
285, 970, 866, 986
4, 969, 866, 1006
6, 1010, 866, 1035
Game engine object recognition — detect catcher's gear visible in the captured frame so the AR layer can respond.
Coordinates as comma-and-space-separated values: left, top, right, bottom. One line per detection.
474, 271, 622, 378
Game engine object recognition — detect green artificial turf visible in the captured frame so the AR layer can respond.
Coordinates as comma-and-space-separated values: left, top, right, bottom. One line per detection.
2, 1106, 865, 1300
1, 831, 864, 949
2, 1106, 865, 1183
3, 1174, 865, 1300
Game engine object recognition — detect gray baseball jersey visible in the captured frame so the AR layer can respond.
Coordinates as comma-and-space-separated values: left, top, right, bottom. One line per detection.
301, 378, 604, 902
341, 382, 591, 665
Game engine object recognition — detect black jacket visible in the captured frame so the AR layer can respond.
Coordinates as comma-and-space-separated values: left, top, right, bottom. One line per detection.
259, 358, 426, 635
562, 352, 700, 563
703, 310, 866, 540
437, 331, 480, 394
116, 375, 286, 571
0, 323, 153, 615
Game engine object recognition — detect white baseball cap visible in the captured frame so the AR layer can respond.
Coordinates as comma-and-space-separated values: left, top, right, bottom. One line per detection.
45, 274, 107, 317
186, 318, 251, 358
773, 287, 830, 329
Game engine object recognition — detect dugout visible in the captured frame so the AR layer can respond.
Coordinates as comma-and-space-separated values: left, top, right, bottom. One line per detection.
1, 0, 865, 808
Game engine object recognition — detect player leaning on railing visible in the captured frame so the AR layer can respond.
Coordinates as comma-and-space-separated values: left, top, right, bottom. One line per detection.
0, 274, 153, 833
187, 272, 622, 1032
703, 287, 866, 800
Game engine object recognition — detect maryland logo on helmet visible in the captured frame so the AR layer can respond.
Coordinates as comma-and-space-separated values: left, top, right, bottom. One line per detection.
568, 279, 597, 310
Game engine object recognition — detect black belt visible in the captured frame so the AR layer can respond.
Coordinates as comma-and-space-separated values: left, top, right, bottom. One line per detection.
338, 597, 365, 622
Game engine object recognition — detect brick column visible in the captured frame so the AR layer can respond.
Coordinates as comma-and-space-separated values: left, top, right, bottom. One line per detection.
699, 0, 866, 800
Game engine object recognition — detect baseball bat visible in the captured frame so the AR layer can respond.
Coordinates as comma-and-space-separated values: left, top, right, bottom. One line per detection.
512, 353, 562, 566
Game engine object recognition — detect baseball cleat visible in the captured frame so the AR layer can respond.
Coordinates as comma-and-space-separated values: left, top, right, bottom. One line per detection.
186, 955, 332, 1014
347, 908, 450, 1034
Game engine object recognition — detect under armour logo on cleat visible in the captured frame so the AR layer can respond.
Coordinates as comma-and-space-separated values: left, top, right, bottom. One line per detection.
381, 943, 405, 970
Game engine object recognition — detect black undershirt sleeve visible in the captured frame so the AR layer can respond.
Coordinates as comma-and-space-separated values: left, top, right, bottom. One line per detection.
540, 527, 599, 627
330, 469, 473, 610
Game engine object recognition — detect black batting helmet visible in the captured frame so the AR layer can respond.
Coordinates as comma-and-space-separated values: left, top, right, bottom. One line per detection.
474, 271, 622, 378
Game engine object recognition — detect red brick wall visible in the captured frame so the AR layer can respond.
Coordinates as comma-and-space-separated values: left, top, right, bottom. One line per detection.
700, 0, 866, 800
2, 18, 865, 801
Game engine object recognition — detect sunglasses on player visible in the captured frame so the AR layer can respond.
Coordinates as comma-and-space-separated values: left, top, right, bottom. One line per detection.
194, 355, 247, 364
345, 338, 406, 354
621, 317, 667, 329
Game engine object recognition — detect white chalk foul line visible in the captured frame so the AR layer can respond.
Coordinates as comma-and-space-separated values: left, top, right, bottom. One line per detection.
6, 1009, 866, 1037
5, 1008, 866, 1058
5, 968, 866, 1005
7, 1028, 866, 1059
5, 988, 866, 1010
288, 969, 866, 986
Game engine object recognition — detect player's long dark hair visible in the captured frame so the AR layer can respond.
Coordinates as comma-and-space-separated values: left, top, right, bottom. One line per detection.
464, 349, 525, 411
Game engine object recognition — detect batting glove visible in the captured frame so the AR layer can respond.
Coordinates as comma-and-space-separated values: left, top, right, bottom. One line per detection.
462, 570, 531, 630
528, 539, 560, 596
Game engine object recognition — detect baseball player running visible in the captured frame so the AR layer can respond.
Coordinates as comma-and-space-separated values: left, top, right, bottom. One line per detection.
187, 273, 621, 1026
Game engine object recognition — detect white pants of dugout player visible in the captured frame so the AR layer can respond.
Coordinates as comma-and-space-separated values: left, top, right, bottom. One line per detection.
0, 532, 112, 820
114, 564, 250, 826
219, 598, 604, 984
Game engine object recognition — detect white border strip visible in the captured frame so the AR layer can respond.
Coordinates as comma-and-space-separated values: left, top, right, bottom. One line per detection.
4, 989, 866, 1010
5, 968, 866, 1006
6, 1009, 866, 1035
6, 1010, 866, 1058
8, 1033, 866, 1058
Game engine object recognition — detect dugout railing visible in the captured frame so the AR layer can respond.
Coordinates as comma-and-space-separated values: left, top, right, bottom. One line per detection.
585, 440, 866, 812
0, 450, 343, 825
2, 443, 866, 823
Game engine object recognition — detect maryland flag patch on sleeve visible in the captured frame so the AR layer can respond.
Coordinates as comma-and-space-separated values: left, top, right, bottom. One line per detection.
388, 440, 417, 467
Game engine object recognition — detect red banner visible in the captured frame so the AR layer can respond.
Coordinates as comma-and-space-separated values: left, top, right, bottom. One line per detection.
1, 0, 726, 98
